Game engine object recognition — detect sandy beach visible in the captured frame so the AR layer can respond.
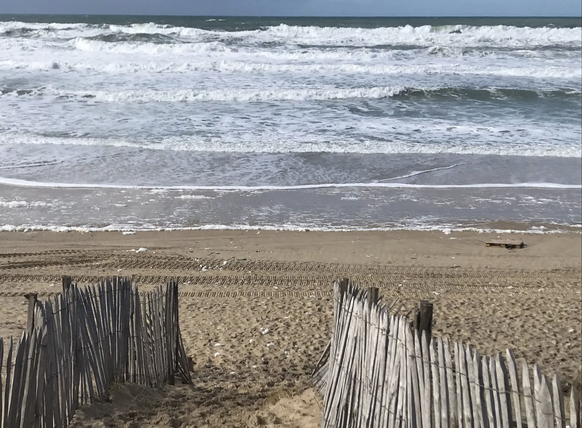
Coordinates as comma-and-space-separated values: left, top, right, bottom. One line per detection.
0, 229, 580, 427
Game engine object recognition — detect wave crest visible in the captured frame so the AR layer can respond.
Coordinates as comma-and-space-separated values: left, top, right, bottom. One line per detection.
2, 21, 580, 49
2, 85, 579, 102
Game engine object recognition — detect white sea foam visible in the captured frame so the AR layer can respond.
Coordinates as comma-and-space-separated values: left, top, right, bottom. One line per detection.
33, 86, 408, 102
0, 200, 52, 208
1, 134, 578, 158
1, 58, 580, 81
0, 176, 579, 191
379, 164, 460, 182
255, 24, 582, 48
0, 21, 90, 33
2, 21, 580, 48
176, 195, 211, 200
1, 222, 577, 234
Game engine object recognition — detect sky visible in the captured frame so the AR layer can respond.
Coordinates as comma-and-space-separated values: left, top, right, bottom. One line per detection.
0, 0, 581, 17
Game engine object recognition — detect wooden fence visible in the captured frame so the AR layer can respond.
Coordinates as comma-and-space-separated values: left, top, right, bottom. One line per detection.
0, 277, 191, 428
313, 280, 581, 428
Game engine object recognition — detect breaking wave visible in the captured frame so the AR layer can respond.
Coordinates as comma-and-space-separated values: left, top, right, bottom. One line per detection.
1, 21, 580, 49
2, 85, 579, 102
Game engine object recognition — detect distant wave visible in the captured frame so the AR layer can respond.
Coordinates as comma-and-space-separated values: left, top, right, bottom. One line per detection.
1, 176, 579, 191
1, 21, 580, 49
2, 85, 580, 102
83, 32, 177, 44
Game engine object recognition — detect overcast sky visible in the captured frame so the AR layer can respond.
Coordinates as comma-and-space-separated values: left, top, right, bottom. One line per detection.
1, 0, 581, 17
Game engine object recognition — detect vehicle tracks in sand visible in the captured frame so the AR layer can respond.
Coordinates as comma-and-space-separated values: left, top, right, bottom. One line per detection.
0, 250, 579, 295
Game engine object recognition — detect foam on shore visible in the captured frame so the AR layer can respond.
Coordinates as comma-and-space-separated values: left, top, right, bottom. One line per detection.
0, 176, 579, 191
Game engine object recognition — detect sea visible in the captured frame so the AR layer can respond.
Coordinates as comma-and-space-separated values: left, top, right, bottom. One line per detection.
0, 15, 581, 233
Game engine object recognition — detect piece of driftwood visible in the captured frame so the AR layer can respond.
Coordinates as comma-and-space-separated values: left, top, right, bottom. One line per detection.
485, 239, 525, 249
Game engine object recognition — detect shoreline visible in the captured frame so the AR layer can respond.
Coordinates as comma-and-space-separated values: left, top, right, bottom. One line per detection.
2, 220, 581, 234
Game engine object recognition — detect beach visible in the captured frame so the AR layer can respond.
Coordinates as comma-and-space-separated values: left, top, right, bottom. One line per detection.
0, 229, 580, 427
1, 15, 581, 426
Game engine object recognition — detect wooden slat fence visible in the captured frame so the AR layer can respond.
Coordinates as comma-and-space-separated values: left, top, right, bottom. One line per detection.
0, 278, 191, 428
314, 280, 581, 428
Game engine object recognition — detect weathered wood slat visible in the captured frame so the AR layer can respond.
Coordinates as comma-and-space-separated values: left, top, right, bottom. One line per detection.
34, 325, 48, 428
140, 297, 154, 387
62, 292, 74, 421
495, 354, 511, 428
8, 333, 27, 428
490, 356, 503, 428
505, 349, 522, 428
20, 328, 38, 428
430, 338, 441, 428
522, 360, 536, 428
45, 302, 59, 427
437, 337, 450, 428
534, 365, 553, 428
0, 337, 3, 427
471, 349, 484, 428
3, 338, 14, 428
458, 343, 472, 428
482, 356, 496, 428
551, 374, 565, 428
71, 288, 81, 413
407, 324, 421, 427
386, 316, 401, 428
375, 310, 389, 428
395, 320, 407, 427
443, 338, 463, 428
571, 386, 580, 428
420, 331, 432, 428
443, 338, 458, 428
347, 298, 361, 428
366, 301, 383, 428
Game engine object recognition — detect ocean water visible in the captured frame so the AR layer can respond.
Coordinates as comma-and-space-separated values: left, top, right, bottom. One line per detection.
0, 15, 580, 232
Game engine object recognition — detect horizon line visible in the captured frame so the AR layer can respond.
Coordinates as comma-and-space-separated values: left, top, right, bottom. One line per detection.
1, 13, 581, 18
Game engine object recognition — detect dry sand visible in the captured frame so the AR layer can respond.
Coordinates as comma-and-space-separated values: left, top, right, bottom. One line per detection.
0, 229, 580, 427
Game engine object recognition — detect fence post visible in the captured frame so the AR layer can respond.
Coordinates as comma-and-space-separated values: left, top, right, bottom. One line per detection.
338, 278, 349, 316
62, 276, 72, 293
367, 287, 379, 308
171, 281, 180, 386
25, 293, 38, 332
413, 301, 433, 340
339, 278, 349, 295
